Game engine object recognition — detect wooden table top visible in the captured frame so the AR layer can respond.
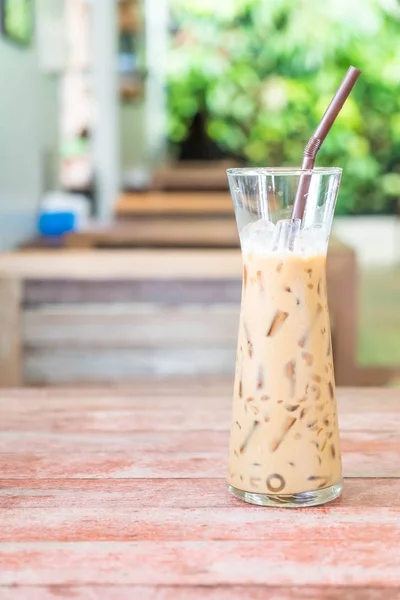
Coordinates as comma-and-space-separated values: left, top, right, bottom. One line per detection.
1, 382, 399, 598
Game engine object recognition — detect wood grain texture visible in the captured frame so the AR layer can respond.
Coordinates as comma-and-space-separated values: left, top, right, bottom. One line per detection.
23, 347, 236, 384
0, 239, 352, 281
65, 218, 240, 249
150, 163, 231, 192
1, 540, 400, 586
1, 586, 399, 600
23, 279, 241, 305
0, 278, 21, 387
22, 303, 239, 380
0, 250, 243, 280
23, 305, 239, 348
24, 278, 241, 307
0, 434, 398, 478
2, 386, 400, 424
0, 383, 399, 596
0, 378, 231, 398
1, 479, 399, 543
116, 192, 234, 216
6, 241, 358, 386
1, 384, 399, 406
1, 477, 397, 509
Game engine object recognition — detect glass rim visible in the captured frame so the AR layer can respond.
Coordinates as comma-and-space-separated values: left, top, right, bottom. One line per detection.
226, 166, 342, 176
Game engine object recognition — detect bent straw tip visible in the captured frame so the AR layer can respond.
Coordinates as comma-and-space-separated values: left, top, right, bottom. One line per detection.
348, 65, 362, 77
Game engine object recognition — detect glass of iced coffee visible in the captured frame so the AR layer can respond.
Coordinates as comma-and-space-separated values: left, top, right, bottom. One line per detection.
226, 167, 343, 507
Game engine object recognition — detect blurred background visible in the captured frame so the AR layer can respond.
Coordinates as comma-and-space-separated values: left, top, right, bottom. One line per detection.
0, 0, 399, 388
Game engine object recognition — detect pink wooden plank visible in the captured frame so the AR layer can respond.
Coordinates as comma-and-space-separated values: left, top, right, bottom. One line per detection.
2, 406, 400, 434
2, 389, 400, 420
1, 385, 399, 406
0, 381, 231, 404
0, 449, 224, 478
1, 486, 400, 543
0, 430, 228, 453
1, 393, 400, 433
0, 427, 397, 454
1, 585, 397, 600
0, 407, 231, 432
1, 540, 400, 586
0, 395, 228, 413
0, 478, 397, 510
0, 430, 398, 478
1, 390, 400, 430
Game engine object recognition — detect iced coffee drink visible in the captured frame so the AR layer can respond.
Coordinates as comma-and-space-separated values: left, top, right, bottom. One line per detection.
227, 246, 342, 502
226, 165, 344, 507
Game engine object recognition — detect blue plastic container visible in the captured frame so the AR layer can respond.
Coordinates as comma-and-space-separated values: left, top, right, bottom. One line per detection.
38, 212, 76, 237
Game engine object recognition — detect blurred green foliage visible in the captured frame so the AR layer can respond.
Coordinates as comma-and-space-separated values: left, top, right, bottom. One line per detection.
3, 0, 32, 45
167, 0, 400, 214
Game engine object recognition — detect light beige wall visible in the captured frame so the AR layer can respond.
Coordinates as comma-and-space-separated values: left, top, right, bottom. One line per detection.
0, 1, 63, 250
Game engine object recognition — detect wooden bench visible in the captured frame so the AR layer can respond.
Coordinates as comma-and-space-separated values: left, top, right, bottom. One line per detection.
116, 192, 233, 218
0, 246, 361, 387
150, 160, 233, 191
0, 250, 240, 387
65, 218, 240, 249
64, 231, 360, 390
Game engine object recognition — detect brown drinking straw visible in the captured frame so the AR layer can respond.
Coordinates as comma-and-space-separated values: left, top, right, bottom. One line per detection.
292, 66, 361, 221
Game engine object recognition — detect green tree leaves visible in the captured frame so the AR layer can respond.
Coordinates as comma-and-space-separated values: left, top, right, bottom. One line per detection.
168, 0, 400, 214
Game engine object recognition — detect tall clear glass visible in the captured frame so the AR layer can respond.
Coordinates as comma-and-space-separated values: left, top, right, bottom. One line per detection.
226, 167, 343, 508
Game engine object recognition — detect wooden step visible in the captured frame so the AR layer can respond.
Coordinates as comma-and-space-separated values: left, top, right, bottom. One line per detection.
116, 192, 234, 218
65, 218, 239, 249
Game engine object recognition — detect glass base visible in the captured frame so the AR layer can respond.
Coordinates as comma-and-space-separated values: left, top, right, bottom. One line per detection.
227, 480, 342, 508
